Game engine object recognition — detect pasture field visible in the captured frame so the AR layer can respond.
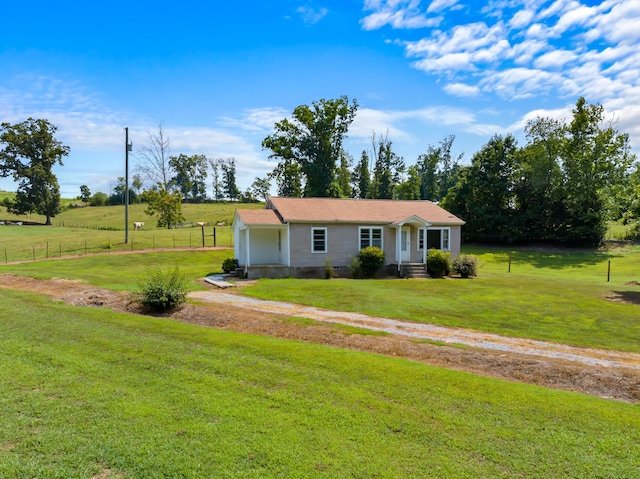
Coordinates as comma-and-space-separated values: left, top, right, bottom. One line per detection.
0, 192, 261, 229
1, 288, 639, 478
0, 201, 263, 262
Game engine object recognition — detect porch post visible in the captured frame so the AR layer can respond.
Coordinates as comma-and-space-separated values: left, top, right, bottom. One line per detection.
422, 227, 427, 265
396, 225, 402, 274
245, 227, 251, 270
286, 223, 291, 267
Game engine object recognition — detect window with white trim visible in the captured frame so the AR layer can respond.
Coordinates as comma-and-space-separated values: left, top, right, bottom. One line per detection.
420, 227, 450, 251
359, 227, 383, 250
311, 227, 327, 253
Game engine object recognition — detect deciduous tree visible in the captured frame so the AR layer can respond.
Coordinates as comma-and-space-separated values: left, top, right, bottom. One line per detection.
250, 176, 271, 202
169, 153, 208, 203
0, 118, 69, 225
135, 123, 172, 187
79, 185, 91, 203
143, 184, 185, 229
262, 96, 358, 197
352, 150, 371, 199
560, 97, 635, 246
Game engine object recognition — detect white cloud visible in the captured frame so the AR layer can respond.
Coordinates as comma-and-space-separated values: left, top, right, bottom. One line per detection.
296, 5, 329, 25
509, 9, 535, 29
512, 38, 548, 65
508, 105, 572, 132
533, 49, 578, 69
219, 107, 290, 133
584, 0, 640, 44
426, 0, 460, 13
361, 0, 442, 30
481, 68, 565, 99
443, 82, 480, 97
350, 105, 505, 144
404, 22, 512, 75
546, 2, 596, 37
370, 0, 639, 142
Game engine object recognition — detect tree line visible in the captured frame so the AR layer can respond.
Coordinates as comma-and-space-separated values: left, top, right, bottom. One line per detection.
261, 96, 638, 247
2, 96, 638, 244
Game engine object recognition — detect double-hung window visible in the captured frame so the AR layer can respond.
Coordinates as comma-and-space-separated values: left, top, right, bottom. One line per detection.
419, 228, 450, 251
359, 227, 383, 250
312, 227, 327, 253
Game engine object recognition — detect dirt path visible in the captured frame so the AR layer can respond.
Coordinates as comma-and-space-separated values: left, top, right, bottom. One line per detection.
2, 274, 640, 403
190, 291, 640, 370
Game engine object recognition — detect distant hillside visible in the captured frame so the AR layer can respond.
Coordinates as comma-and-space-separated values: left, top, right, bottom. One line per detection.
0, 195, 263, 230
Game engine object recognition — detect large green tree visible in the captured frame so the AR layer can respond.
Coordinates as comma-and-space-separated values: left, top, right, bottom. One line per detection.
268, 157, 302, 198
416, 135, 462, 202
0, 118, 69, 225
369, 133, 404, 199
560, 97, 635, 246
169, 153, 208, 203
442, 134, 520, 243
218, 157, 240, 201
262, 96, 358, 197
143, 184, 185, 229
352, 150, 371, 199
514, 117, 565, 242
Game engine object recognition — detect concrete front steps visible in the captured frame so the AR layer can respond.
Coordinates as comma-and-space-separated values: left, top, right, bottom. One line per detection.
401, 263, 428, 279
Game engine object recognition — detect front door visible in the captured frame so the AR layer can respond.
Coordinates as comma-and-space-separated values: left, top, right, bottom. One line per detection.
401, 228, 411, 262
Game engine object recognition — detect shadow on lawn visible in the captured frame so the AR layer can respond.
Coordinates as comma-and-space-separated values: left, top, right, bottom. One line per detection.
513, 250, 625, 270
608, 291, 640, 305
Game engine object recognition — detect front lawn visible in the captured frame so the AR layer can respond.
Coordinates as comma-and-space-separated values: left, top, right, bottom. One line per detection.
241, 247, 640, 353
1, 288, 639, 478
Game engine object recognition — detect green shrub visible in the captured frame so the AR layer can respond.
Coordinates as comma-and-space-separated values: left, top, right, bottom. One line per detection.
358, 246, 386, 278
222, 257, 239, 274
452, 254, 479, 278
324, 258, 335, 279
426, 249, 450, 278
349, 257, 362, 279
135, 267, 188, 311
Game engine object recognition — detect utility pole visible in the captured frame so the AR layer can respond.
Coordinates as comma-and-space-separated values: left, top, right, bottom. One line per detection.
124, 127, 132, 244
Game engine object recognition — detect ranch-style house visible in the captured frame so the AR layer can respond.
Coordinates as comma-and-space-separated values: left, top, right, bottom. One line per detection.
232, 197, 465, 279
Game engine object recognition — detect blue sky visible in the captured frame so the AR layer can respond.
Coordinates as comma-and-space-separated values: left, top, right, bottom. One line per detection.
1, 0, 639, 198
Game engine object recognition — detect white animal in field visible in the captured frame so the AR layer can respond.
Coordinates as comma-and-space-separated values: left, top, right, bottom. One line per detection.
196, 221, 206, 227
133, 221, 144, 231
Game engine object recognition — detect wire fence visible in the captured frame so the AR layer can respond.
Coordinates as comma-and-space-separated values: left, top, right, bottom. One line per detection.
2, 226, 235, 264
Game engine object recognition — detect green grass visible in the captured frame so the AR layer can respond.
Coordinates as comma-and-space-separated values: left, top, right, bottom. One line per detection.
0, 199, 263, 229
0, 250, 230, 291
0, 201, 264, 261
0, 224, 236, 263
282, 316, 390, 336
1, 288, 640, 478
3, 245, 640, 353
241, 246, 640, 353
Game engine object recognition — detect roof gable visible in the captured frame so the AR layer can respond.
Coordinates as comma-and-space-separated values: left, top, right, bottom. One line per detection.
234, 209, 283, 227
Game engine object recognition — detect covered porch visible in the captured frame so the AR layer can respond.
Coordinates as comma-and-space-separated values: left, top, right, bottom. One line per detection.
391, 215, 431, 276
235, 225, 290, 274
